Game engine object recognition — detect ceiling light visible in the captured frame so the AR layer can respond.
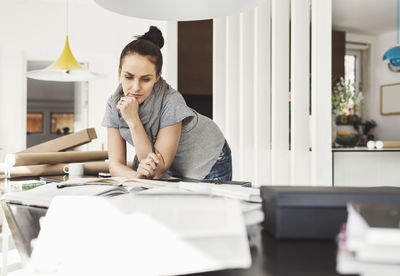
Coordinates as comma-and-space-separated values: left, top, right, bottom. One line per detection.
94, 0, 264, 21
26, 0, 104, 82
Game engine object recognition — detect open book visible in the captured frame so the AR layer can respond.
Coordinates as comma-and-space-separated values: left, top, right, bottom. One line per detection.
179, 181, 261, 202
63, 177, 174, 189
1, 182, 130, 208
63, 177, 260, 202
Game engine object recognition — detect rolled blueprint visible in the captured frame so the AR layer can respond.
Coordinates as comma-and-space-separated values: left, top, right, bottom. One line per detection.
4, 151, 108, 167
0, 161, 109, 178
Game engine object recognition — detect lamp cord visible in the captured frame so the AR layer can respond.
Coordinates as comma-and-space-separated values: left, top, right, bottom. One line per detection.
66, 0, 69, 36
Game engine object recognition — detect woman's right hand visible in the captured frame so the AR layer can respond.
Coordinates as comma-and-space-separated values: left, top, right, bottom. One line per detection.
137, 152, 161, 179
117, 96, 139, 127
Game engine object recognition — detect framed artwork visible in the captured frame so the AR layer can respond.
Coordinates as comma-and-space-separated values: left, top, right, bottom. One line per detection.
381, 83, 400, 115
27, 113, 44, 134
50, 113, 74, 134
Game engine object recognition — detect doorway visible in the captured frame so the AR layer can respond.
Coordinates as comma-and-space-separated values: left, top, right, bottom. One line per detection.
26, 60, 88, 148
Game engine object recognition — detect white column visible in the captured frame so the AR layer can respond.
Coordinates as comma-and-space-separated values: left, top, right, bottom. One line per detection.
74, 81, 89, 151
239, 11, 255, 182
290, 0, 311, 185
311, 0, 332, 186
213, 18, 226, 134
0, 46, 27, 155
225, 15, 241, 180
164, 21, 178, 89
271, 0, 290, 185
254, 0, 271, 186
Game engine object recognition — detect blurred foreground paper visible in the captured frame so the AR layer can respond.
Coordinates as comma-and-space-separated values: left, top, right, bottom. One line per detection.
29, 194, 251, 276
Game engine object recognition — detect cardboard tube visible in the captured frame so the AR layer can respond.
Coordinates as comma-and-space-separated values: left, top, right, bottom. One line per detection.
0, 161, 133, 178
0, 161, 109, 178
5, 151, 108, 167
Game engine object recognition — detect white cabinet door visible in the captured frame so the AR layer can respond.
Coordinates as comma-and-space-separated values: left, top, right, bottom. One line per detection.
334, 151, 400, 187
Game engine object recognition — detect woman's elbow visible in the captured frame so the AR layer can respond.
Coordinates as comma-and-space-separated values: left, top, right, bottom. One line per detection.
108, 161, 122, 177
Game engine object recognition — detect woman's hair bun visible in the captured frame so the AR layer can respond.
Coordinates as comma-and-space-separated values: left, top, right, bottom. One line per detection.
139, 26, 164, 49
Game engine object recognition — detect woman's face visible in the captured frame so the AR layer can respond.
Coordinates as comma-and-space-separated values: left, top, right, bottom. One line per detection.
120, 53, 160, 104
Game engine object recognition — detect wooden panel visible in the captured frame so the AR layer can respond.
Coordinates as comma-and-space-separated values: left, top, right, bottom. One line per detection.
332, 30, 345, 82
271, 0, 290, 185
311, 0, 332, 186
290, 0, 311, 185
178, 20, 212, 96
254, 0, 272, 186
225, 15, 241, 179
239, 11, 255, 182
213, 18, 226, 132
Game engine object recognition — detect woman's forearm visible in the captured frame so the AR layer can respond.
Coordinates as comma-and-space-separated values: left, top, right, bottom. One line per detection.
128, 116, 153, 162
109, 162, 138, 178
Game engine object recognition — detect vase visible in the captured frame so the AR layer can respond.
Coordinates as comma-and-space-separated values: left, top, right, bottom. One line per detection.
332, 117, 337, 143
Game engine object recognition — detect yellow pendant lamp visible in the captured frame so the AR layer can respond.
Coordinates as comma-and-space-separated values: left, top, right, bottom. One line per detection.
26, 0, 103, 82
48, 35, 85, 71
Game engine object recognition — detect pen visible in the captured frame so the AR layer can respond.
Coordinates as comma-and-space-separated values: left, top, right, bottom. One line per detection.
56, 183, 120, 189
40, 177, 62, 183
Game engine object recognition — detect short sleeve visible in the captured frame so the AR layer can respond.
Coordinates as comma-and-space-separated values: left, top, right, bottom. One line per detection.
101, 97, 119, 129
160, 92, 194, 129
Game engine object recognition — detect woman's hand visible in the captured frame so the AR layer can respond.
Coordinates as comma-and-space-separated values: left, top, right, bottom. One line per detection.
137, 152, 161, 179
117, 96, 139, 126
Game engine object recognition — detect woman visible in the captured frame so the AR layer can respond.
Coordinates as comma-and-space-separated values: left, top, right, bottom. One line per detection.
102, 26, 231, 181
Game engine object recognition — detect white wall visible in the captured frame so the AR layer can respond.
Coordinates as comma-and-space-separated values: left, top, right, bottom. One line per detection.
372, 30, 400, 140
0, 0, 177, 157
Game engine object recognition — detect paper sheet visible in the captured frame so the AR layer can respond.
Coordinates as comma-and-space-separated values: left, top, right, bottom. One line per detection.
29, 195, 251, 275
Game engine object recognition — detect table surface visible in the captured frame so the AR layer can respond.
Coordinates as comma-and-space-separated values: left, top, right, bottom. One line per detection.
0, 178, 352, 276
332, 147, 400, 152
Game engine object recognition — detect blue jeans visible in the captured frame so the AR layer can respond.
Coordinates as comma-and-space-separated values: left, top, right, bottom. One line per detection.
203, 141, 232, 181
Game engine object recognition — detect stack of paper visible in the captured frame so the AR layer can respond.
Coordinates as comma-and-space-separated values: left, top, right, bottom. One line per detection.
337, 203, 400, 276
137, 184, 264, 236
28, 194, 251, 276
179, 181, 261, 202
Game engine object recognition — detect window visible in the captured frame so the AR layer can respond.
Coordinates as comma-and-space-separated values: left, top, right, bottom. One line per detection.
50, 113, 74, 134
27, 113, 44, 134
345, 49, 362, 93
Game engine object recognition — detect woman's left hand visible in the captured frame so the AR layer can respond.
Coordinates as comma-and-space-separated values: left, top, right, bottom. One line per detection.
117, 96, 139, 126
137, 152, 161, 179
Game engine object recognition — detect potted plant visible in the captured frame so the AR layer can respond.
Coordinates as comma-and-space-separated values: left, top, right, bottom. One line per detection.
332, 77, 363, 118
332, 77, 364, 147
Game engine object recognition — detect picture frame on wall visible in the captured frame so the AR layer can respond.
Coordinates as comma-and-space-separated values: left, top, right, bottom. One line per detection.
380, 83, 400, 115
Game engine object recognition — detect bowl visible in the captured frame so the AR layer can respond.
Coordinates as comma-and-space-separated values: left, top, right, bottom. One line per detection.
334, 134, 362, 148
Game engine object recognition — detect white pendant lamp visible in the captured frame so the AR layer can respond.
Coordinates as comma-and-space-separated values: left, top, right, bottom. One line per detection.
94, 0, 265, 21
26, 0, 103, 82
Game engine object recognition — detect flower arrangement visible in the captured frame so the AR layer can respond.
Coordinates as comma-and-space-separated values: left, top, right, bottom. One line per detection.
332, 77, 363, 117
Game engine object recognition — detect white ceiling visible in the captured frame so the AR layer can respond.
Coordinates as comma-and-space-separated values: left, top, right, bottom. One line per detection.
333, 0, 397, 35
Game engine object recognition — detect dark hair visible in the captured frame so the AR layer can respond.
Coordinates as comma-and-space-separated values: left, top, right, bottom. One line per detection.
119, 26, 164, 76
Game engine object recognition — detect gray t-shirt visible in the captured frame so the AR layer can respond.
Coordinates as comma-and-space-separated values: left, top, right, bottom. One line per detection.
101, 82, 225, 179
